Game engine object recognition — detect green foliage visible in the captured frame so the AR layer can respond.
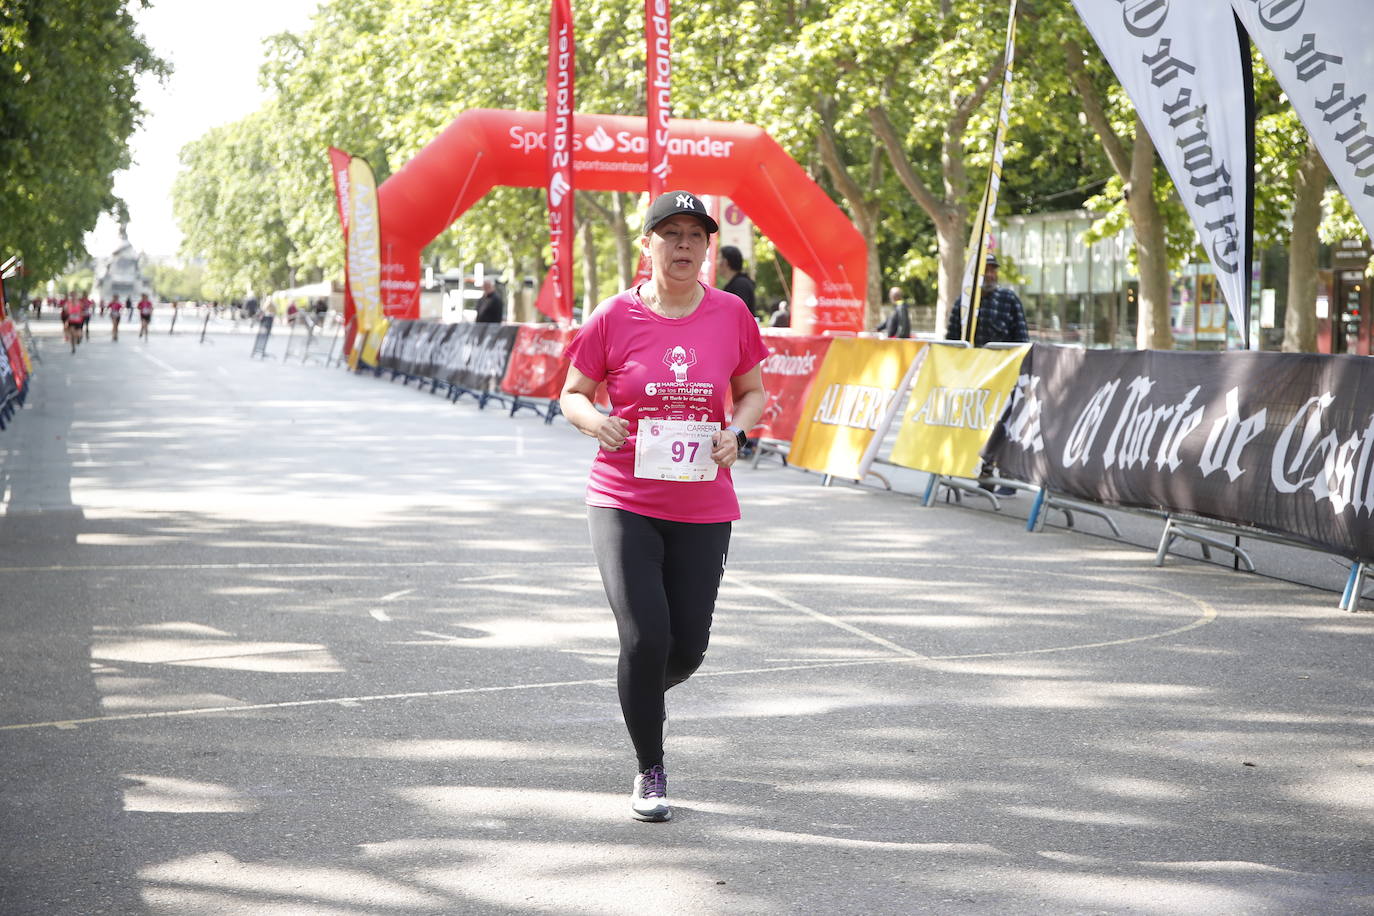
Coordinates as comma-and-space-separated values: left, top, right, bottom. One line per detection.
169, 0, 1334, 325
145, 259, 206, 302
173, 106, 300, 299
54, 263, 93, 297
0, 0, 166, 282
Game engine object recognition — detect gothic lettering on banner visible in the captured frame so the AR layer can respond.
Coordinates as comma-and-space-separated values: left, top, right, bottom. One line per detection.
983, 345, 1374, 560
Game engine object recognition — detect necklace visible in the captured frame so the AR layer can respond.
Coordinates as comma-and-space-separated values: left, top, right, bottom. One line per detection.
643, 284, 703, 319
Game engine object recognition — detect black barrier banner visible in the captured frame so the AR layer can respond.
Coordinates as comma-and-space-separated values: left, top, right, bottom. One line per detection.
251, 315, 274, 358
439, 323, 519, 391
984, 346, 1374, 560
415, 323, 456, 380
376, 320, 522, 393
379, 320, 417, 372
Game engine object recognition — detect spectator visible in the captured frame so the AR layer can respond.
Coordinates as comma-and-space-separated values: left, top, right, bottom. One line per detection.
768, 299, 790, 328
881, 286, 911, 339
474, 279, 504, 323
717, 245, 756, 315
946, 252, 1028, 347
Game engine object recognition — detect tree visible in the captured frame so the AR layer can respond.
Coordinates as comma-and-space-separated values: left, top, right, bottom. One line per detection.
685, 0, 1014, 328
173, 107, 299, 299
1058, 28, 1181, 351
173, 0, 1134, 339
145, 260, 206, 302
0, 0, 166, 282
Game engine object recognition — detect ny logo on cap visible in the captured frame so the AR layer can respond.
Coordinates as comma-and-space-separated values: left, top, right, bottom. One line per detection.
675, 194, 696, 210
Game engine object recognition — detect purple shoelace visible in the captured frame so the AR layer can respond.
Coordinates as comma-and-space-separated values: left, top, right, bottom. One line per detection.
641, 765, 667, 798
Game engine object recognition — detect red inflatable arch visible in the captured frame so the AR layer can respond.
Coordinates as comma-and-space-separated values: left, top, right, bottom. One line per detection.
376, 109, 866, 334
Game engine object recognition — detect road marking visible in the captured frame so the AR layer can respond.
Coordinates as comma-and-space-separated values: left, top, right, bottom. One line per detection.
726, 573, 929, 660
379, 588, 414, 601
369, 608, 392, 622
0, 593, 1217, 733
138, 350, 180, 374
0, 560, 544, 574
0, 562, 1222, 733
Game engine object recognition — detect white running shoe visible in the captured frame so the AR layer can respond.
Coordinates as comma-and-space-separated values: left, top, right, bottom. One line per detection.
631, 765, 671, 822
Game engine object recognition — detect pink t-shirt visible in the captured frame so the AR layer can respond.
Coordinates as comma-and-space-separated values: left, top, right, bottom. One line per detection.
565, 283, 769, 523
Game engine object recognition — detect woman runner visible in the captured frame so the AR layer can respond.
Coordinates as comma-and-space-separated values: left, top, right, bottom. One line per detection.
560, 190, 768, 822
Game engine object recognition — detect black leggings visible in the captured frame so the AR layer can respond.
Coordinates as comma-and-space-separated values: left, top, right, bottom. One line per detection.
588, 506, 731, 771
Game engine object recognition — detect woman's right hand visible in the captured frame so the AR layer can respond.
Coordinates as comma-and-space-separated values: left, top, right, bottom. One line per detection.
596, 416, 631, 451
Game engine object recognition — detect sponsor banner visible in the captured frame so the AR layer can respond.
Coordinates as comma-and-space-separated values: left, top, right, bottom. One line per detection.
416, 323, 459, 380
545, 0, 575, 325
377, 319, 415, 372
359, 319, 389, 369
0, 319, 28, 392
346, 156, 383, 332
645, 0, 671, 197
438, 323, 520, 391
1234, 1, 1374, 238
890, 344, 1028, 477
753, 333, 833, 442
790, 272, 865, 337
327, 147, 352, 234
0, 332, 16, 406
983, 345, 1374, 561
327, 147, 358, 354
789, 337, 926, 479
502, 325, 576, 399
956, 0, 1019, 342
1073, 0, 1252, 336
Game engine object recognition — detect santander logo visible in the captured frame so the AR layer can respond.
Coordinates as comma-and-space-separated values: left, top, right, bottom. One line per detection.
550, 171, 571, 206
585, 126, 614, 153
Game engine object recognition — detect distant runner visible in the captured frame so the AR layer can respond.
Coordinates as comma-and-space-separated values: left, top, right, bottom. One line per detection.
137, 295, 153, 339
61, 299, 84, 353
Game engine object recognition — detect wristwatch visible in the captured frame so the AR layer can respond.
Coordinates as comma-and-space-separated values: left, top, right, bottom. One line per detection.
726, 425, 747, 450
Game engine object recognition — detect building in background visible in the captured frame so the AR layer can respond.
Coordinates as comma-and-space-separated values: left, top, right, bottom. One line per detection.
993, 210, 1368, 354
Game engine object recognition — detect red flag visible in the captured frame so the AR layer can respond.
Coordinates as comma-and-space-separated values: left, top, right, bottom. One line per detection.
326, 147, 357, 354
546, 0, 575, 326
327, 146, 352, 235
645, 0, 671, 197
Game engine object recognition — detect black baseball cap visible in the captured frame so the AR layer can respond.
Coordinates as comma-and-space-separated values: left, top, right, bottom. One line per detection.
984, 252, 999, 267
643, 190, 719, 235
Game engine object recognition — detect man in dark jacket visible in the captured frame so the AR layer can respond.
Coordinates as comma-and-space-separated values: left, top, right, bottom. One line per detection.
717, 245, 756, 315
474, 280, 504, 323
882, 286, 911, 339
946, 253, 1028, 347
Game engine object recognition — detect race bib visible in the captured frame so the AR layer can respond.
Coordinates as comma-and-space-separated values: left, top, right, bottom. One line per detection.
634, 419, 719, 482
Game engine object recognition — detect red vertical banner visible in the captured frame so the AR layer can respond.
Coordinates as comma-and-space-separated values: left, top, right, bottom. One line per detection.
545, 0, 575, 326
326, 147, 358, 355
645, 0, 671, 198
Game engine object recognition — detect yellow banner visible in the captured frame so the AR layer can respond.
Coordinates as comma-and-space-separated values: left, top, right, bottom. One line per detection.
358, 319, 389, 369
789, 337, 925, 480
890, 344, 1028, 478
347, 156, 382, 333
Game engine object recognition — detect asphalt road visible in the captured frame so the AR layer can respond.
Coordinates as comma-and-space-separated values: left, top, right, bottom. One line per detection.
2, 314, 1372, 915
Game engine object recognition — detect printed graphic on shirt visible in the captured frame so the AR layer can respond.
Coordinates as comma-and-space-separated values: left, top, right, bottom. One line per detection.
663, 345, 696, 382
641, 343, 716, 422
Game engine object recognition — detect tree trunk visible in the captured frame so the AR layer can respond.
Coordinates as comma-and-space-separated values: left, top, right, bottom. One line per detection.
934, 208, 965, 334
580, 219, 599, 316
1127, 120, 1173, 350
610, 192, 634, 289
1283, 138, 1329, 353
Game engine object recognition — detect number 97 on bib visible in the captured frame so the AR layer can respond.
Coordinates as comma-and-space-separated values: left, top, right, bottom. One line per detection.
634, 419, 719, 482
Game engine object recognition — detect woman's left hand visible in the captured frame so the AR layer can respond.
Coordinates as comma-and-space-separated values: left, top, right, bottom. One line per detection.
710, 428, 739, 468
